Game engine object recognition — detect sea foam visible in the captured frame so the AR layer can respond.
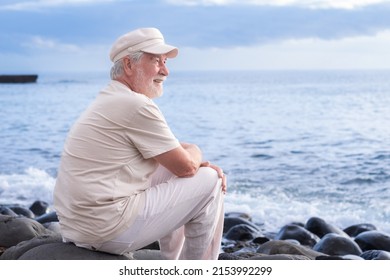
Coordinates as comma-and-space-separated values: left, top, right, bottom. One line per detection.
0, 167, 55, 208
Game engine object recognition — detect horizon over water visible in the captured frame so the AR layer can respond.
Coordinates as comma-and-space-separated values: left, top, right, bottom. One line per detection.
1, 69, 390, 234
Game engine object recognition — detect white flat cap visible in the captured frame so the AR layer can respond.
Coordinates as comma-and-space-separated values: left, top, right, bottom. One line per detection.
109, 27, 178, 62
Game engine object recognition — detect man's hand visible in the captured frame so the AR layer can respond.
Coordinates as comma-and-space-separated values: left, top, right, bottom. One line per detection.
200, 161, 227, 194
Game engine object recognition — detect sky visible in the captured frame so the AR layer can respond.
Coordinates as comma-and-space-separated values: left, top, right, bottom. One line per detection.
1, 0, 390, 73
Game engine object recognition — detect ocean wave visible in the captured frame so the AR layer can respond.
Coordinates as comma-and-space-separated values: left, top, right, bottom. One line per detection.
224, 188, 390, 234
251, 153, 274, 160
340, 178, 377, 185
0, 167, 55, 207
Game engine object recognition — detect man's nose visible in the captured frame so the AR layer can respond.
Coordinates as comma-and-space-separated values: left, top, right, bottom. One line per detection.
159, 62, 169, 76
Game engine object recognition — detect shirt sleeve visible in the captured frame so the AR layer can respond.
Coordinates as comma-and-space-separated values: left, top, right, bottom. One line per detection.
128, 101, 180, 159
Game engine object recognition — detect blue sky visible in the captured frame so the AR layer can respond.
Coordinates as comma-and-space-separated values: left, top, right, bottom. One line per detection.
1, 0, 390, 73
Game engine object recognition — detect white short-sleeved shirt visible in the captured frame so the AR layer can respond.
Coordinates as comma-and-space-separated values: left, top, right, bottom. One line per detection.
53, 80, 180, 243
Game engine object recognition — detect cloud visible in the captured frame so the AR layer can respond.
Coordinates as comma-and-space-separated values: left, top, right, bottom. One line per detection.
160, 3, 390, 48
254, 29, 390, 69
23, 36, 81, 52
0, 36, 110, 73
0, 0, 117, 11
174, 29, 390, 70
1, 0, 390, 72
2, 1, 390, 49
166, 0, 389, 9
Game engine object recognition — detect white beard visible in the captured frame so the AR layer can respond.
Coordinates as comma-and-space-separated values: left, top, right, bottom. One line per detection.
133, 69, 163, 99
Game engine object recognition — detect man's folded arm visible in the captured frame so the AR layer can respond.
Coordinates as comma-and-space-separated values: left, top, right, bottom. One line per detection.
153, 143, 202, 177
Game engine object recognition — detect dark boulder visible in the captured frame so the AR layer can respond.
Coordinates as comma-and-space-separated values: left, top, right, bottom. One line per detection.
1, 233, 61, 260
35, 211, 58, 224
305, 217, 348, 238
249, 254, 311, 260
360, 250, 390, 260
257, 240, 325, 260
29, 200, 49, 217
313, 233, 362, 256
343, 223, 377, 237
0, 215, 50, 248
9, 206, 35, 219
224, 224, 260, 241
19, 242, 130, 260
0, 206, 17, 217
223, 216, 260, 234
218, 253, 245, 260
252, 236, 270, 245
275, 223, 320, 247
1, 231, 131, 260
354, 230, 390, 252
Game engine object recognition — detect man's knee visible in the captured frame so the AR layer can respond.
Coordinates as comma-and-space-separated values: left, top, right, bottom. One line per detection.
198, 166, 218, 179
197, 167, 222, 192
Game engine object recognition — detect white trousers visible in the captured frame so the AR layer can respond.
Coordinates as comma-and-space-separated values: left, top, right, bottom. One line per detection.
87, 165, 224, 260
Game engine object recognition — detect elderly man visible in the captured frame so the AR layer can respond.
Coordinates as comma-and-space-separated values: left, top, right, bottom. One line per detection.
53, 27, 226, 260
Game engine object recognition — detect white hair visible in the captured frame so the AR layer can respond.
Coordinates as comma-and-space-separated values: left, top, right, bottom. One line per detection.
110, 51, 144, 80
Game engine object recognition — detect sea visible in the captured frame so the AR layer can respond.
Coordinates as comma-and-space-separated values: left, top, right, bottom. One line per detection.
1, 69, 390, 234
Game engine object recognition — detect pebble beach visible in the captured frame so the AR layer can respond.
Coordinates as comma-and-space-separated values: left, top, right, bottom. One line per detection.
1, 199, 390, 260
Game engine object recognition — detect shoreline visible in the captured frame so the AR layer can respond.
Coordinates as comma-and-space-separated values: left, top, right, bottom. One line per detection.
1, 200, 390, 260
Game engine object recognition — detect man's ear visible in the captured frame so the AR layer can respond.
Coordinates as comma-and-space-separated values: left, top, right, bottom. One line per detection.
123, 57, 133, 74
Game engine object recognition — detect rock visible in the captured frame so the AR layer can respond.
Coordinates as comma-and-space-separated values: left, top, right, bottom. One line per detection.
29, 200, 49, 216
0, 214, 50, 248
250, 254, 311, 260
0, 230, 156, 260
252, 236, 270, 245
316, 255, 345, 260
0, 206, 17, 217
340, 254, 364, 260
354, 230, 390, 251
9, 206, 35, 219
221, 240, 249, 254
18, 242, 130, 260
360, 250, 390, 260
305, 217, 348, 238
231, 246, 259, 256
343, 223, 377, 237
0, 223, 129, 260
257, 240, 325, 260
218, 253, 245, 260
234, 249, 310, 260
224, 224, 260, 241
35, 211, 58, 224
44, 222, 62, 234
1, 233, 62, 260
223, 216, 260, 234
313, 233, 362, 256
275, 223, 320, 247
316, 254, 363, 260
